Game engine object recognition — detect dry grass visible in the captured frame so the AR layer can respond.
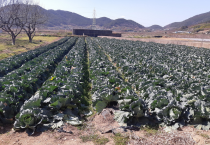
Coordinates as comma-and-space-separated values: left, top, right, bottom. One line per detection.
140, 125, 159, 137
200, 133, 210, 139
192, 23, 210, 29
0, 34, 61, 60
196, 131, 210, 139
19, 36, 59, 42
80, 134, 109, 145
36, 30, 72, 37
112, 133, 129, 145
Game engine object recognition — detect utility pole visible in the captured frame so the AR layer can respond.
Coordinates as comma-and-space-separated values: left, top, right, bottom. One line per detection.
92, 8, 96, 30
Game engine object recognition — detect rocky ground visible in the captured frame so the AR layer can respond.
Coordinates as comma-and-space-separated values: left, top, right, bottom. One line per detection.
1, 108, 210, 145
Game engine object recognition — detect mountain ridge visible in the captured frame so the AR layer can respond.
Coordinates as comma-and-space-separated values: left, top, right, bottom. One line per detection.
147, 25, 163, 30
42, 8, 144, 29
165, 11, 210, 28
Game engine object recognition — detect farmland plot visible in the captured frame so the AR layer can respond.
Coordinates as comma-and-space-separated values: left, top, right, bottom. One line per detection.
1, 36, 210, 135
94, 37, 210, 130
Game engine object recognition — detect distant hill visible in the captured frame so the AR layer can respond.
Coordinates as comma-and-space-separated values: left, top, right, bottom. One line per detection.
147, 25, 163, 30
45, 9, 91, 27
103, 18, 144, 28
96, 17, 113, 27
41, 8, 144, 29
165, 11, 210, 29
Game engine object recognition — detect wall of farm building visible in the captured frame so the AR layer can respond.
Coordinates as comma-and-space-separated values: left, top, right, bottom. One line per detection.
73, 29, 121, 37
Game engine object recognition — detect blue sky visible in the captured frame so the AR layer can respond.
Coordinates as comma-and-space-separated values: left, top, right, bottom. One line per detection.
38, 0, 210, 27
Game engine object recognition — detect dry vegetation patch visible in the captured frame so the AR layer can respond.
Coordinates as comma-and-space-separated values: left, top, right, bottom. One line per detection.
112, 133, 129, 145
80, 134, 109, 145
0, 34, 61, 60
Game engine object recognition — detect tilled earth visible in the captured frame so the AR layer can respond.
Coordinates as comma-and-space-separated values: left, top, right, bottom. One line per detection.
0, 108, 209, 145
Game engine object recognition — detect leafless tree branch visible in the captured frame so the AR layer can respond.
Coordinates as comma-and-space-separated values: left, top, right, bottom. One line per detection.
0, 0, 48, 45
0, 0, 24, 45
21, 0, 48, 43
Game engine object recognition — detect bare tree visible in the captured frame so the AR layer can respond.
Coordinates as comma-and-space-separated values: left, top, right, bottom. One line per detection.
0, 0, 24, 45
22, 0, 47, 43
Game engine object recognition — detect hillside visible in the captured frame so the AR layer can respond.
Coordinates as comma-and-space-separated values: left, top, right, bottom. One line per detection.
147, 25, 163, 30
42, 8, 144, 29
103, 18, 144, 28
165, 11, 210, 29
45, 10, 91, 27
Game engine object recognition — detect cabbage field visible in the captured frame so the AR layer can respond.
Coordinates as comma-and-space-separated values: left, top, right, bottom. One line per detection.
1, 36, 210, 135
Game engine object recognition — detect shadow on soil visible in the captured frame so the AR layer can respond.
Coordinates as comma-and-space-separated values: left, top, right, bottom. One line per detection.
0, 124, 13, 134
0, 123, 44, 137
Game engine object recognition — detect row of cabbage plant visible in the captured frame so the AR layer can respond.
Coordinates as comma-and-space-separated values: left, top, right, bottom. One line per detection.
0, 37, 69, 77
0, 37, 74, 93
13, 37, 91, 135
95, 37, 210, 130
0, 37, 77, 125
86, 37, 146, 126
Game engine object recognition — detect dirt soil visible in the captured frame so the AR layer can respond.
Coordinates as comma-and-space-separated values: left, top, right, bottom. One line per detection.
99, 36, 210, 49
1, 108, 210, 145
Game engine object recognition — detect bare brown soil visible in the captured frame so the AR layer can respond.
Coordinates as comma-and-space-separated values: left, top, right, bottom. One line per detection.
0, 124, 94, 145
122, 31, 210, 39
1, 108, 210, 145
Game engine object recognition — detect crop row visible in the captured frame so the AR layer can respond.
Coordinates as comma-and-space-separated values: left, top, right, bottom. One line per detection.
13, 37, 91, 135
0, 37, 69, 77
0, 37, 77, 125
0, 37, 74, 92
95, 37, 210, 129
86, 37, 146, 126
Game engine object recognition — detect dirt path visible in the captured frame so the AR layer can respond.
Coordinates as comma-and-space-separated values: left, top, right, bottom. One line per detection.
1, 108, 210, 145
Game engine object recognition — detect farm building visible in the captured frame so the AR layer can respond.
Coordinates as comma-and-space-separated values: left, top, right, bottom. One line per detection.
73, 29, 121, 37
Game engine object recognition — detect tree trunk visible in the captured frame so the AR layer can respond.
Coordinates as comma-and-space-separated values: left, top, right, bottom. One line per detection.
28, 33, 33, 43
12, 36, 16, 45
29, 36, 32, 43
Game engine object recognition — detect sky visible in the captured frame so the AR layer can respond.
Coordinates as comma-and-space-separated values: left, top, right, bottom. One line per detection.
37, 0, 210, 27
